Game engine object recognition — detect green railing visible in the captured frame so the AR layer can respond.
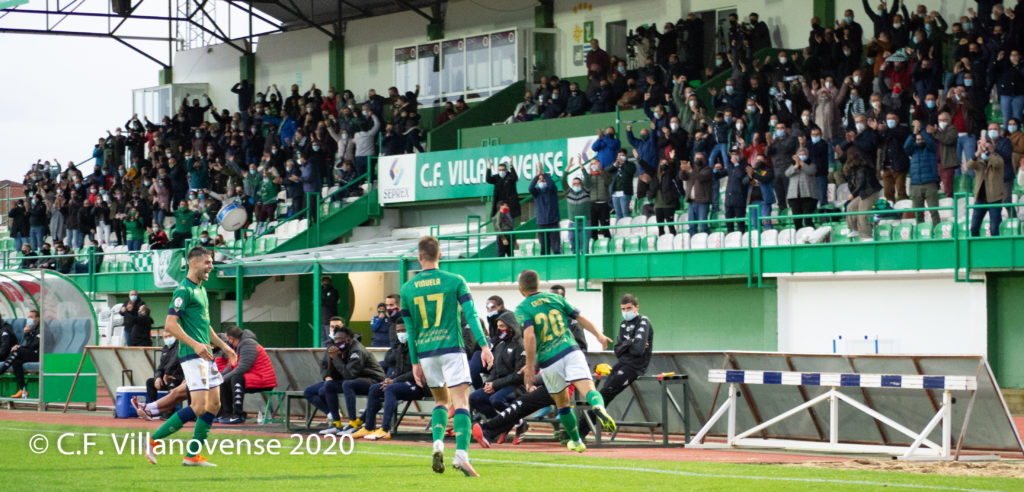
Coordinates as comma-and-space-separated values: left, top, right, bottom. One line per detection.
251, 161, 375, 253
434, 195, 1018, 289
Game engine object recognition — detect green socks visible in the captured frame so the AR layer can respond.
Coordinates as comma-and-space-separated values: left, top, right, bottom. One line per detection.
431, 405, 449, 442
186, 412, 215, 458
557, 406, 580, 442
587, 390, 606, 410
453, 409, 471, 451
153, 406, 195, 440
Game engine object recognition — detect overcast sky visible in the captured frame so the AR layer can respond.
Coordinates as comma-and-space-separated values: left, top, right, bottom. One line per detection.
0, 34, 154, 183
0, 1, 273, 185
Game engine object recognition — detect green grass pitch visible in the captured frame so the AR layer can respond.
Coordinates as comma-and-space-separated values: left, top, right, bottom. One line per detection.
1, 420, 1021, 491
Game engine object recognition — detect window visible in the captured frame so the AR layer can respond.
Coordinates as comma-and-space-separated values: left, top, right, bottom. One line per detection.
395, 28, 519, 107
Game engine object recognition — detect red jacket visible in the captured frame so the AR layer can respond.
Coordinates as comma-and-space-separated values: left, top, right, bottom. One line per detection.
216, 329, 277, 389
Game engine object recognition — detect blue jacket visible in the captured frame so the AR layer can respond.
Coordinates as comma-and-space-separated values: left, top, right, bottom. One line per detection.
627, 130, 658, 176
529, 173, 561, 226
370, 316, 389, 348
591, 135, 621, 169
903, 133, 939, 185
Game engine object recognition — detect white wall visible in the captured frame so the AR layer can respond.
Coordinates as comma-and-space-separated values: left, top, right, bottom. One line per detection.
777, 273, 988, 356
222, 275, 299, 322
172, 43, 243, 116
471, 280, 605, 350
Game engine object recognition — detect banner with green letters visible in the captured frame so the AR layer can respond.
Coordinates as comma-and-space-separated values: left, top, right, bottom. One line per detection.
377, 136, 599, 204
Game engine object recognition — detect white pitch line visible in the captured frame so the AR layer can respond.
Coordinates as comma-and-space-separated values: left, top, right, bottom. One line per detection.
0, 427, 1002, 491
361, 451, 1002, 492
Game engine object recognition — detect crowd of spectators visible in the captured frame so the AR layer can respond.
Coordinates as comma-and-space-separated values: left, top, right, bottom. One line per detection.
12, 79, 421, 265
498, 1, 1024, 248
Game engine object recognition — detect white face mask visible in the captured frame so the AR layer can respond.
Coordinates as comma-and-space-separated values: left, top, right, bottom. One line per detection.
670, 123, 679, 131
397, 332, 408, 344
622, 310, 637, 321
938, 121, 949, 130
163, 337, 175, 347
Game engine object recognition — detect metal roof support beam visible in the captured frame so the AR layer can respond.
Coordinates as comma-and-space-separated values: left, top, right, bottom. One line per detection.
393, 0, 434, 23
0, 27, 170, 66
276, 0, 333, 38
223, 0, 279, 30
111, 34, 169, 67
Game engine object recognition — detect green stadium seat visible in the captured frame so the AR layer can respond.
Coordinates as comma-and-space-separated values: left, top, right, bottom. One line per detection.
561, 240, 572, 253
1000, 218, 1021, 236
590, 237, 609, 254
874, 224, 893, 241
191, 226, 200, 237
518, 239, 539, 256
263, 237, 278, 251
894, 223, 914, 241
641, 235, 656, 251
933, 221, 954, 239
624, 236, 640, 252
330, 201, 344, 213
831, 223, 851, 243
611, 237, 625, 253
915, 222, 933, 239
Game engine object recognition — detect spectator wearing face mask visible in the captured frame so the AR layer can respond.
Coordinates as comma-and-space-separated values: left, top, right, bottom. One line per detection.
7, 199, 28, 253
353, 104, 380, 182
905, 119, 942, 225
681, 153, 715, 234
529, 169, 562, 255
990, 50, 1024, 128
493, 201, 515, 257
485, 159, 521, 222
128, 304, 154, 347
27, 196, 46, 252
877, 112, 912, 202
326, 117, 356, 165
561, 157, 592, 253
785, 147, 819, 229
968, 140, 1004, 236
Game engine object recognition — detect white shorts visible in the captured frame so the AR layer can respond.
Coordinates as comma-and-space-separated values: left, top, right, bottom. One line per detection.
181, 357, 224, 391
420, 352, 471, 389
540, 349, 592, 394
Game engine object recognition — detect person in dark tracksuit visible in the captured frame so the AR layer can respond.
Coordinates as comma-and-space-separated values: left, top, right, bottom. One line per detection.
0, 317, 16, 362
306, 327, 384, 434
357, 324, 428, 439
579, 293, 653, 439
146, 335, 184, 418
469, 311, 525, 418
0, 310, 40, 398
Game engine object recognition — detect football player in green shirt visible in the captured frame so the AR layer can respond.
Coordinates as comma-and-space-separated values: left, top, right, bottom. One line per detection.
516, 269, 614, 452
145, 247, 237, 467
401, 236, 493, 477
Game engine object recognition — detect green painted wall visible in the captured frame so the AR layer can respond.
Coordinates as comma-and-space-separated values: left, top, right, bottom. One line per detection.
601, 279, 777, 351
241, 322, 299, 347
987, 273, 1024, 388
460, 108, 645, 149
297, 273, 352, 348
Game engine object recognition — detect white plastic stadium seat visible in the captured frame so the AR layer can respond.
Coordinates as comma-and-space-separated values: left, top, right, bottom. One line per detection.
893, 199, 912, 210
761, 229, 779, 246
656, 234, 674, 251
707, 231, 724, 248
723, 231, 742, 248
672, 233, 688, 250
777, 228, 796, 245
690, 232, 708, 249
795, 226, 815, 244
559, 219, 571, 242
613, 217, 629, 237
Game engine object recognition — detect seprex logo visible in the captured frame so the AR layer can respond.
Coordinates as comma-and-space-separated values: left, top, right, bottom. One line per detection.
378, 154, 416, 204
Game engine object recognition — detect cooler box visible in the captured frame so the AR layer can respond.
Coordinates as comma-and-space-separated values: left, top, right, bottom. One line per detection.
115, 386, 166, 418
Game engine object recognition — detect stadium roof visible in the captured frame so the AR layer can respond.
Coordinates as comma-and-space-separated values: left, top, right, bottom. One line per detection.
217, 233, 492, 277
0, 0, 445, 67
